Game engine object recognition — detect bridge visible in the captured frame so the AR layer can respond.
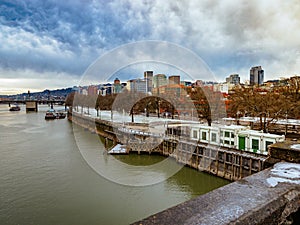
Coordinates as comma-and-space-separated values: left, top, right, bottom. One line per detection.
0, 99, 65, 112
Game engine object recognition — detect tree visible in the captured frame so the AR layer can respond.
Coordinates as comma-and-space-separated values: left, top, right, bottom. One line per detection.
132, 95, 177, 118
228, 86, 294, 132
95, 93, 117, 119
111, 90, 146, 122
278, 76, 300, 119
65, 92, 75, 107
188, 87, 226, 126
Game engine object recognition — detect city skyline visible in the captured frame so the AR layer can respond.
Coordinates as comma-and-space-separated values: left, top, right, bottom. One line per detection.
2, 68, 298, 98
1, 1, 300, 95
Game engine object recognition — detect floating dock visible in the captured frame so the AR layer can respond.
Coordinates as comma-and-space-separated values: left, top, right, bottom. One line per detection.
108, 144, 129, 154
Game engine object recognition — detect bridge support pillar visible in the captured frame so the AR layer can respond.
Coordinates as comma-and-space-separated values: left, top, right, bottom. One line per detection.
26, 101, 38, 112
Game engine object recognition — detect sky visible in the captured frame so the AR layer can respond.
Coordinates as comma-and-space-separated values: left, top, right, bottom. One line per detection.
1, 0, 300, 95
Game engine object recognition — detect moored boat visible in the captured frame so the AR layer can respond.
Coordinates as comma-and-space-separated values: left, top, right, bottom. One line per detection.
9, 104, 21, 111
45, 109, 57, 119
56, 111, 66, 119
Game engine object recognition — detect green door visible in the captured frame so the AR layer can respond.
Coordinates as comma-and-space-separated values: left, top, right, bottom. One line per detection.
238, 136, 245, 150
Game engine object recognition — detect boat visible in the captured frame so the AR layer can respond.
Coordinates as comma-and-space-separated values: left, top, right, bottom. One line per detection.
9, 104, 21, 111
108, 144, 129, 154
45, 109, 57, 120
56, 111, 66, 119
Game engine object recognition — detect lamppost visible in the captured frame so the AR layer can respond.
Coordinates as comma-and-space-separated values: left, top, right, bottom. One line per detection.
130, 107, 134, 123
145, 101, 150, 117
156, 98, 161, 118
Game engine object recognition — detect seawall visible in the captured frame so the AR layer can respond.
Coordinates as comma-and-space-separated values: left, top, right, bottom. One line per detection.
68, 111, 267, 181
68, 111, 300, 224
133, 163, 300, 225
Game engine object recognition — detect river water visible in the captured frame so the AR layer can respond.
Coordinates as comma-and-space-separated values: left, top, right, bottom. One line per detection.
0, 104, 229, 225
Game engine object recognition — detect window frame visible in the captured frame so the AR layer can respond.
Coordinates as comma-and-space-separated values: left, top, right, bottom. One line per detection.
211, 132, 217, 142
193, 130, 198, 139
224, 131, 230, 138
201, 131, 207, 140
252, 139, 259, 151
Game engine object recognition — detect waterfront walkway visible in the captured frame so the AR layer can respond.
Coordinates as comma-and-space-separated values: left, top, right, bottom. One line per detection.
74, 107, 300, 132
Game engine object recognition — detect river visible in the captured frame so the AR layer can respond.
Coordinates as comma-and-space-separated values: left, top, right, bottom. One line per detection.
0, 104, 229, 225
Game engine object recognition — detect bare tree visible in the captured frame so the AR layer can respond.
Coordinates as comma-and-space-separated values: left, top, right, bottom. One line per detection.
65, 92, 75, 107
279, 76, 300, 119
188, 87, 225, 126
228, 86, 294, 132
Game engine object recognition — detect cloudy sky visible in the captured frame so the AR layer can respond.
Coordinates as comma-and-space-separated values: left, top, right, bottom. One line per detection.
1, 0, 300, 95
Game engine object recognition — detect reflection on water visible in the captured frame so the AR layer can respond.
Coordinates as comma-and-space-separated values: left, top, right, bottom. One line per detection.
114, 153, 165, 166
0, 104, 229, 225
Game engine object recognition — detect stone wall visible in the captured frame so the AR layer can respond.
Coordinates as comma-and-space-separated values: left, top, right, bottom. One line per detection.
133, 163, 300, 225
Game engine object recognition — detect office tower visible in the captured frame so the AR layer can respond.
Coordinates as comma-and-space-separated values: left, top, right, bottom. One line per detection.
126, 79, 147, 93
169, 75, 180, 85
226, 74, 240, 85
153, 74, 167, 88
144, 71, 153, 93
250, 66, 264, 85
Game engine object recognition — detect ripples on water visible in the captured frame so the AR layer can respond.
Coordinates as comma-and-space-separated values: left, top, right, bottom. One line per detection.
0, 104, 229, 225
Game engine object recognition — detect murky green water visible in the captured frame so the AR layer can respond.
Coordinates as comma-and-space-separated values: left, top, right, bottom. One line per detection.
0, 104, 229, 225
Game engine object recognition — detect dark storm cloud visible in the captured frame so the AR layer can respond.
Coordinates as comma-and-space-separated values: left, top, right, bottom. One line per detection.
0, 0, 152, 75
1, 0, 300, 91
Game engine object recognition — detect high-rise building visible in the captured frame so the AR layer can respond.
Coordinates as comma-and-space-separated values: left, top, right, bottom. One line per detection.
152, 74, 167, 95
152, 74, 167, 88
126, 79, 147, 93
226, 74, 240, 85
144, 71, 153, 93
169, 75, 180, 85
250, 66, 264, 85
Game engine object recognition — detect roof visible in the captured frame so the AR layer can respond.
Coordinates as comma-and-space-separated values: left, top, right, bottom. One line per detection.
238, 130, 284, 138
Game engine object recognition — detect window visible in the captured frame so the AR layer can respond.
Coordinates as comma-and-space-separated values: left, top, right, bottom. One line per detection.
193, 130, 198, 139
225, 131, 230, 138
224, 140, 230, 145
211, 133, 217, 142
202, 132, 207, 140
252, 139, 259, 152
265, 141, 274, 152
231, 133, 235, 138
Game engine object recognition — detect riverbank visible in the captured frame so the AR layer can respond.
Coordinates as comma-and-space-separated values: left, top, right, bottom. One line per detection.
68, 110, 268, 181
67, 109, 300, 224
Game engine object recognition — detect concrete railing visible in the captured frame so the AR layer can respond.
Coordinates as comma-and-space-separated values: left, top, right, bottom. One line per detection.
133, 141, 300, 225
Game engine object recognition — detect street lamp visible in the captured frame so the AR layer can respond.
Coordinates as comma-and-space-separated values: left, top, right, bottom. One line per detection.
156, 98, 161, 118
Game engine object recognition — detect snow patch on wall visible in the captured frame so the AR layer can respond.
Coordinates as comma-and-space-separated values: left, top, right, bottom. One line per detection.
267, 162, 300, 187
291, 144, 300, 150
